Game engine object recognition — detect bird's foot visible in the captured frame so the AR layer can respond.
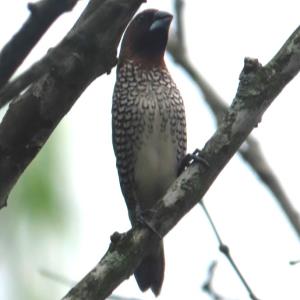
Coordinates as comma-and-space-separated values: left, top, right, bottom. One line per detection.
178, 148, 209, 175
136, 210, 162, 240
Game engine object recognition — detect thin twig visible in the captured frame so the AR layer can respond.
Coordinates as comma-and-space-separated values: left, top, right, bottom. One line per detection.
289, 260, 300, 265
0, 0, 80, 91
240, 136, 300, 238
168, 0, 300, 239
200, 201, 260, 300
202, 261, 235, 300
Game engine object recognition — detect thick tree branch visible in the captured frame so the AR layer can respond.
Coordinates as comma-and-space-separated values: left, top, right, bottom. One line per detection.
0, 0, 145, 208
0, 0, 111, 110
168, 0, 300, 238
62, 25, 300, 300
0, 55, 51, 107
0, 0, 80, 91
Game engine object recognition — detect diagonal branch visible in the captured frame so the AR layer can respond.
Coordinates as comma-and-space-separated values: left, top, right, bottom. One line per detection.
0, 0, 112, 110
239, 136, 300, 235
167, 0, 300, 239
62, 25, 300, 300
202, 261, 233, 300
0, 0, 145, 209
0, 0, 80, 91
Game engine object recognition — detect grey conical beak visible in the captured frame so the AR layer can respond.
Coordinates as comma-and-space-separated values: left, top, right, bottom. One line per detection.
150, 11, 173, 32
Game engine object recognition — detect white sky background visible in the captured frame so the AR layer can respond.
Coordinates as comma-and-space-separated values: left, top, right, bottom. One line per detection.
1, 1, 300, 299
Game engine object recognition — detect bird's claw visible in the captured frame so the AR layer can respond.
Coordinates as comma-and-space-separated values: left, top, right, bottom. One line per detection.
189, 149, 209, 167
178, 148, 209, 175
136, 211, 162, 240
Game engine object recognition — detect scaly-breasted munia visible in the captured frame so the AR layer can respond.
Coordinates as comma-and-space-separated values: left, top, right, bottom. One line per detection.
112, 9, 187, 296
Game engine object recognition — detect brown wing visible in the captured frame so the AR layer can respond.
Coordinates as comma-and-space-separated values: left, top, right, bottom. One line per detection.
112, 73, 138, 222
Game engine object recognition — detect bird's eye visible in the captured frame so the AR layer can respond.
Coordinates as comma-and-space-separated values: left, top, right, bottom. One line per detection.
136, 14, 145, 23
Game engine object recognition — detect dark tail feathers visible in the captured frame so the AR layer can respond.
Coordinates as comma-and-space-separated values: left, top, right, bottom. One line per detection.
134, 241, 165, 296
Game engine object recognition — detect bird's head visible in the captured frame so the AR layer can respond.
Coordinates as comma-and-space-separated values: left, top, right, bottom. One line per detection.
118, 9, 173, 67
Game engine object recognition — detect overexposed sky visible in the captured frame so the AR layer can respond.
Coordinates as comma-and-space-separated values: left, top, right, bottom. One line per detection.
1, 1, 300, 300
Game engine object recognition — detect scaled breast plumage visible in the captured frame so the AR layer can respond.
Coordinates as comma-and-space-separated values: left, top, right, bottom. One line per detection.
112, 60, 186, 181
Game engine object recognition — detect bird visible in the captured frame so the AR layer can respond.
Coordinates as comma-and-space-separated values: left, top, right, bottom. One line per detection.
112, 9, 187, 296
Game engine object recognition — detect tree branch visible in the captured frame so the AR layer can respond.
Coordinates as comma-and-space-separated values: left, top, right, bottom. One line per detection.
0, 0, 108, 110
62, 25, 300, 300
0, 0, 112, 110
168, 0, 300, 239
0, 0, 80, 91
0, 0, 145, 208
202, 261, 232, 300
239, 136, 300, 236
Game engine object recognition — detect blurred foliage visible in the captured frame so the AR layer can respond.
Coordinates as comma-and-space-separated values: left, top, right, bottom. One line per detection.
0, 127, 74, 300
12, 134, 68, 230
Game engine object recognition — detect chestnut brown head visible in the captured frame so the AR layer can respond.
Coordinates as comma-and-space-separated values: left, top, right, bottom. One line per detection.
119, 9, 173, 66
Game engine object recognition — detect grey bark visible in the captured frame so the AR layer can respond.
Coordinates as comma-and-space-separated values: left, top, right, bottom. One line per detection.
0, 0, 80, 92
